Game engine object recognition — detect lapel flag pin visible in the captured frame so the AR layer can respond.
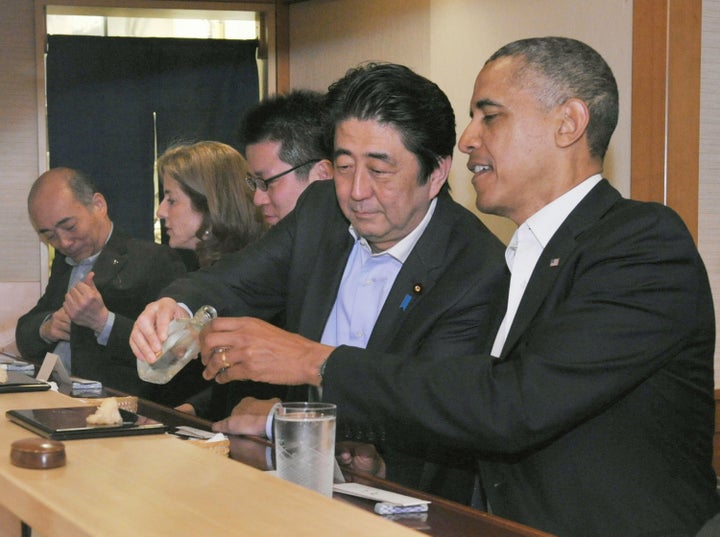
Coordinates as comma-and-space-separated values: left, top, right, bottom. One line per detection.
401, 283, 424, 310
549, 258, 560, 267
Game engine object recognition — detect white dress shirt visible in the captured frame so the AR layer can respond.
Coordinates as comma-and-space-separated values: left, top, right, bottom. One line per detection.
490, 174, 603, 357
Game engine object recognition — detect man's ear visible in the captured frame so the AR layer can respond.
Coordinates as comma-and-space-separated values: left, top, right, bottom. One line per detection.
556, 98, 590, 149
91, 192, 108, 214
307, 159, 334, 183
426, 156, 451, 199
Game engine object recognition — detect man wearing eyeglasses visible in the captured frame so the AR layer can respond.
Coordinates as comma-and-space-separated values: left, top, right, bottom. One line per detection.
173, 90, 333, 419
240, 90, 333, 226
132, 64, 507, 503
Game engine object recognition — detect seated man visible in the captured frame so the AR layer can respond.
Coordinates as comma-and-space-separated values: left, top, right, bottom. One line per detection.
16, 167, 186, 399
131, 63, 508, 504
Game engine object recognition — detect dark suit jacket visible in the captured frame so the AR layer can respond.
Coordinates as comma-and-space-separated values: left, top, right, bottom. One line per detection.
162, 180, 509, 501
15, 229, 195, 403
323, 180, 720, 536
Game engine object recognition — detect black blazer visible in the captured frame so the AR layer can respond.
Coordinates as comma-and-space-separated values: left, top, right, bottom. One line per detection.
16, 229, 190, 401
323, 180, 720, 536
162, 180, 509, 500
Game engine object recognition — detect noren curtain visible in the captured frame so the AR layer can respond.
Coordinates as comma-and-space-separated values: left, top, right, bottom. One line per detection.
46, 35, 259, 241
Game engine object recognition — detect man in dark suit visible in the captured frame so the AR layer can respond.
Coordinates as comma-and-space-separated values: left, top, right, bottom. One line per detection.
16, 167, 186, 398
193, 39, 720, 536
131, 63, 508, 502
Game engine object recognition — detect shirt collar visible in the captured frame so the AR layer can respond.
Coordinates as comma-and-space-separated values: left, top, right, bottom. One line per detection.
523, 174, 603, 249
349, 197, 438, 263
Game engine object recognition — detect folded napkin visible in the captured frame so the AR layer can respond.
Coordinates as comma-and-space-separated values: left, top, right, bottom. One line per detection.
71, 379, 103, 393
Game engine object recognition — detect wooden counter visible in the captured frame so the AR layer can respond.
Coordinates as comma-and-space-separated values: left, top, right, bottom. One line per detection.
0, 389, 420, 537
137, 395, 556, 537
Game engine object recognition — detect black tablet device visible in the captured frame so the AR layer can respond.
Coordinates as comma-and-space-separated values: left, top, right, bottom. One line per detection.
0, 371, 51, 394
6, 406, 167, 440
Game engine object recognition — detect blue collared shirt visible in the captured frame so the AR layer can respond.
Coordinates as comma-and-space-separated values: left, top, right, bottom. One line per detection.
321, 198, 437, 347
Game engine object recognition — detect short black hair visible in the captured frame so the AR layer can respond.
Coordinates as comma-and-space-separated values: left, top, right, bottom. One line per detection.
487, 37, 618, 160
325, 62, 455, 189
238, 89, 330, 180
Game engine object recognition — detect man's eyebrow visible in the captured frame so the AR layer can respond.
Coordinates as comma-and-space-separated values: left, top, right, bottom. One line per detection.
332, 148, 395, 165
38, 216, 73, 234
474, 98, 502, 110
367, 151, 393, 164
469, 98, 503, 118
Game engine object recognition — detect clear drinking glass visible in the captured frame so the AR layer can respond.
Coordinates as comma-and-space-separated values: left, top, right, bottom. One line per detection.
273, 402, 337, 497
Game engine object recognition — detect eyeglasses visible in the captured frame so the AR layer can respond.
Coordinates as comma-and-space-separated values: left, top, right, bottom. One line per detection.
245, 159, 321, 192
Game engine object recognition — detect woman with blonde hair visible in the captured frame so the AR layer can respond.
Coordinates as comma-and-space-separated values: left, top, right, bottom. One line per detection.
157, 140, 265, 268
150, 140, 265, 407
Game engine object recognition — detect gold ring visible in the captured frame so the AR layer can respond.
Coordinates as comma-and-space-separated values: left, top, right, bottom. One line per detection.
213, 346, 231, 372
220, 352, 230, 370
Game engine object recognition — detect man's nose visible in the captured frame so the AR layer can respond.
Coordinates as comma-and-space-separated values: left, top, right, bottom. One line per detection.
350, 170, 372, 200
253, 189, 270, 206
458, 121, 482, 154
54, 230, 73, 250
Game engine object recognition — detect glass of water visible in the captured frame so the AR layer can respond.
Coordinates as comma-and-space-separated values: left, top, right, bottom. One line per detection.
273, 402, 336, 496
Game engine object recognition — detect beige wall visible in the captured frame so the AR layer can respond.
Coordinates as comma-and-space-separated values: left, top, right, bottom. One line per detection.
700, 0, 720, 386
0, 0, 45, 348
289, 0, 634, 244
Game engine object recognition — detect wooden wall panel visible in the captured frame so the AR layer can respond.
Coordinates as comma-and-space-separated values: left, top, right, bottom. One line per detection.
631, 0, 702, 241
666, 2, 701, 240
631, 0, 668, 205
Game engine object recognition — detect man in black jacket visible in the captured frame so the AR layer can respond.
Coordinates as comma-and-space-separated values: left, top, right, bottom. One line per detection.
131, 64, 509, 503
16, 167, 186, 399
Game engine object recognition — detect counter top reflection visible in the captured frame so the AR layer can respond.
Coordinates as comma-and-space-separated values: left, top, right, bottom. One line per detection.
134, 395, 555, 537
0, 389, 420, 537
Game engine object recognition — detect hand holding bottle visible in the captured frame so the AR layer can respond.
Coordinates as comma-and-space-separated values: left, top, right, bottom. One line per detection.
137, 305, 217, 384
130, 297, 189, 363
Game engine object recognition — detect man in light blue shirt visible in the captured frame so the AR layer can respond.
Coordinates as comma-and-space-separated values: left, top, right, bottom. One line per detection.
132, 63, 508, 502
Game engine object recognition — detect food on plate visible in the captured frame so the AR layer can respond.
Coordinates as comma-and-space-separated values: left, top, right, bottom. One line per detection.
86, 397, 123, 425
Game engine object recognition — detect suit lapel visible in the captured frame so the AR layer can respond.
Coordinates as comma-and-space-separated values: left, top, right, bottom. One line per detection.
500, 180, 621, 357
89, 231, 129, 290
297, 223, 354, 341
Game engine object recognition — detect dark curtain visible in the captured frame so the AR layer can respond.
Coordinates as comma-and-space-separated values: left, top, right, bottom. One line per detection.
46, 35, 259, 240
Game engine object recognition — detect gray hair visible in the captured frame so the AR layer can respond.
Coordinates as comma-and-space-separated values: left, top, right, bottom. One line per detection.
488, 37, 618, 160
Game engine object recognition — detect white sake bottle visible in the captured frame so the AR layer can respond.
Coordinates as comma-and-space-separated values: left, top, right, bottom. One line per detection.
137, 305, 217, 384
